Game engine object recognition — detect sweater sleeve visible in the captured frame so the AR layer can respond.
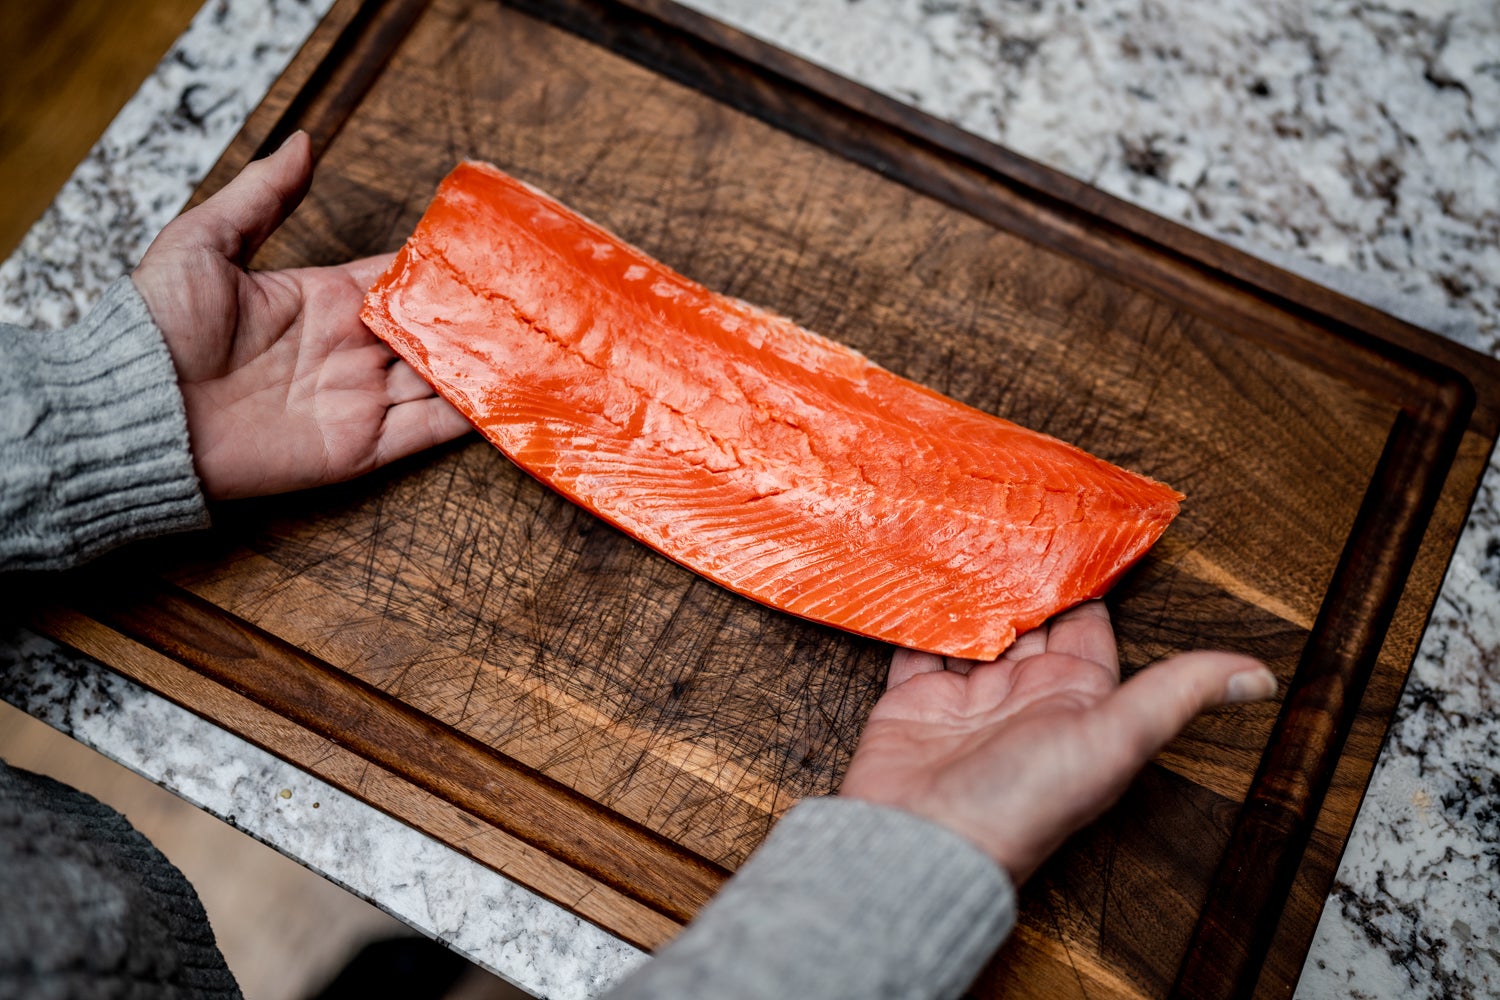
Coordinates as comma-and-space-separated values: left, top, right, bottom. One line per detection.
0, 276, 208, 572
606, 796, 1017, 1000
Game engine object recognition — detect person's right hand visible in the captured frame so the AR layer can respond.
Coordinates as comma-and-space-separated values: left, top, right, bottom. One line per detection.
839, 601, 1276, 884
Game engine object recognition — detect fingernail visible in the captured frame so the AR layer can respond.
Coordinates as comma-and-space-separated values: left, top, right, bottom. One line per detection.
277, 129, 306, 152
1226, 667, 1277, 704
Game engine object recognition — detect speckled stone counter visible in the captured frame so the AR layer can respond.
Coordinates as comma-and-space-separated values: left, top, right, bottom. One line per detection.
2, 1, 1495, 997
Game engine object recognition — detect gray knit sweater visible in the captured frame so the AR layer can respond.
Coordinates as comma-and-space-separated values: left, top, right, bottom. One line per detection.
0, 277, 207, 571
608, 798, 1017, 999
1, 277, 230, 998
1, 277, 1018, 999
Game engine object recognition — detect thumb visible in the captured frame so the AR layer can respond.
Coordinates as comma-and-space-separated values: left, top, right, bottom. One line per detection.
169, 130, 313, 264
1099, 651, 1277, 761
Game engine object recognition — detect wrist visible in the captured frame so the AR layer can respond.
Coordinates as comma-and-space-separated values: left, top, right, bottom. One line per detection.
0, 278, 209, 569
841, 784, 1033, 882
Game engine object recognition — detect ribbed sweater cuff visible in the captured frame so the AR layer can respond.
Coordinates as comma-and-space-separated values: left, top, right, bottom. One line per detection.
611, 796, 1016, 1000
0, 277, 208, 571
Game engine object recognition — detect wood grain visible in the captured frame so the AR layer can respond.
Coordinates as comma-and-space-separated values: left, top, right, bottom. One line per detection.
26, 0, 1500, 996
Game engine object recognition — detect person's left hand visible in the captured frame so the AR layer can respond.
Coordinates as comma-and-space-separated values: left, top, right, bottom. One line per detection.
840, 601, 1276, 884
131, 131, 471, 500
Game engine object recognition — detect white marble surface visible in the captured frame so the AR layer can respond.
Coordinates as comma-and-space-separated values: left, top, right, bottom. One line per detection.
2, 0, 1497, 997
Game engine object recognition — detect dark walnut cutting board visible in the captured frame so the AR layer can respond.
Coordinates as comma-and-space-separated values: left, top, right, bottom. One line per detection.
30, 0, 1500, 996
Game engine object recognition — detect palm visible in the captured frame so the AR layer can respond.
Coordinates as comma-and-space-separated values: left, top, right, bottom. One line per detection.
858, 656, 1116, 783
131, 132, 468, 500
841, 602, 1272, 883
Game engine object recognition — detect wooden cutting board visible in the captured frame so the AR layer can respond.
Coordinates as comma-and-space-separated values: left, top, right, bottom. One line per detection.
32, 0, 1500, 996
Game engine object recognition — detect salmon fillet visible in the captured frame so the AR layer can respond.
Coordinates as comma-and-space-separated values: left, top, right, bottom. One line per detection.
361, 161, 1182, 659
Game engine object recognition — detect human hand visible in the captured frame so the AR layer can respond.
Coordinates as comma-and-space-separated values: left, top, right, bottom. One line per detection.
131, 131, 470, 500
839, 601, 1276, 884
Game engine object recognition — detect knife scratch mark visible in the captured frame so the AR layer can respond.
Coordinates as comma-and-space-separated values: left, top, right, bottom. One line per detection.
1098, 815, 1121, 952
1046, 890, 1094, 999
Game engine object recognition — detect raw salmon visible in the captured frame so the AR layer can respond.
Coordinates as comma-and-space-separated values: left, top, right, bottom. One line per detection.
361, 161, 1182, 659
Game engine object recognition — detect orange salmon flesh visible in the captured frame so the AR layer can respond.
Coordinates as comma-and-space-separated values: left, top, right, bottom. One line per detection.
361, 161, 1183, 659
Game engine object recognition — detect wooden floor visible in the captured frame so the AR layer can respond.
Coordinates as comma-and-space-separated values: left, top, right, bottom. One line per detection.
0, 2, 528, 997
0, 0, 201, 256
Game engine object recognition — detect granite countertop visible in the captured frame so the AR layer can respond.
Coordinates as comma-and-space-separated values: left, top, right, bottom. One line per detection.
2, 1, 1495, 997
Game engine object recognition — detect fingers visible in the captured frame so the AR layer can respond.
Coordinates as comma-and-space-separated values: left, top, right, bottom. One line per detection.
941, 656, 985, 677
1042, 601, 1118, 678
341, 252, 399, 291
1000, 619, 1049, 663
386, 357, 438, 404
887, 648, 946, 689
173, 130, 314, 264
1100, 651, 1276, 761
375, 397, 472, 467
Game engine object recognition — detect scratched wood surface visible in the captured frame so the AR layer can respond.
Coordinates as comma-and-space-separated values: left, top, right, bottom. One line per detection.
30, 0, 1500, 997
